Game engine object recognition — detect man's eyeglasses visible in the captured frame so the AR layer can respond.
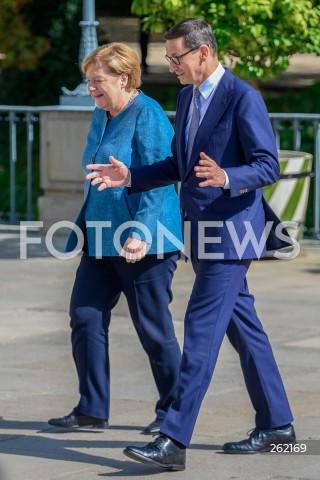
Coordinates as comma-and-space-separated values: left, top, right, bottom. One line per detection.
165, 46, 200, 66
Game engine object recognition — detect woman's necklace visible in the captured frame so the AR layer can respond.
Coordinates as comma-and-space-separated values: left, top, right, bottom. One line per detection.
126, 88, 138, 107
108, 89, 138, 120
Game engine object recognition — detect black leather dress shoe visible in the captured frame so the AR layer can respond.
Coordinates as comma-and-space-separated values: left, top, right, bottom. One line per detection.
48, 410, 108, 429
222, 424, 296, 454
141, 418, 163, 435
124, 434, 186, 471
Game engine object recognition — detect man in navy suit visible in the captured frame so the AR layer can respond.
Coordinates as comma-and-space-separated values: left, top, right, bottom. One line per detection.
86, 18, 296, 471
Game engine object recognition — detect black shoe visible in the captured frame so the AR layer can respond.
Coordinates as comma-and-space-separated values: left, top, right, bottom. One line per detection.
48, 410, 108, 429
141, 418, 163, 435
222, 424, 296, 454
124, 434, 186, 471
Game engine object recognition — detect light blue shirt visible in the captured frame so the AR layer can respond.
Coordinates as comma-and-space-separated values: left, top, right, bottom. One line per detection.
185, 62, 230, 188
185, 62, 226, 139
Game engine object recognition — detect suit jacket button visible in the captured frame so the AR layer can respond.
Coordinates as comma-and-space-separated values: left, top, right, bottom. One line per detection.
182, 182, 188, 187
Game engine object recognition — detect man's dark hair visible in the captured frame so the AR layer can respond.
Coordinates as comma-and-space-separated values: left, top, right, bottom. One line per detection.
164, 18, 218, 56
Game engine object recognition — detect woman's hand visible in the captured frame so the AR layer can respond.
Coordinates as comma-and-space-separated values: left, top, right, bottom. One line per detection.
86, 156, 130, 190
120, 237, 147, 263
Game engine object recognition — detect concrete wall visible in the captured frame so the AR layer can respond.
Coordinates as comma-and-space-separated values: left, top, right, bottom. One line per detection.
38, 110, 92, 232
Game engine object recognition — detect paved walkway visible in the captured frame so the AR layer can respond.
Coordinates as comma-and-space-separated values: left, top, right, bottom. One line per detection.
0, 227, 320, 479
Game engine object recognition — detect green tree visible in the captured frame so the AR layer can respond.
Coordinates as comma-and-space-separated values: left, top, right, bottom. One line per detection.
131, 0, 320, 81
0, 0, 82, 105
0, 0, 50, 70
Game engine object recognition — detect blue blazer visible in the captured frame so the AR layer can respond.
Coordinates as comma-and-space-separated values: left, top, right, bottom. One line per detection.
66, 92, 182, 256
130, 69, 290, 260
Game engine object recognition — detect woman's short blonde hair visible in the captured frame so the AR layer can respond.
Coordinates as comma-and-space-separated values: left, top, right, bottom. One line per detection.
82, 43, 141, 89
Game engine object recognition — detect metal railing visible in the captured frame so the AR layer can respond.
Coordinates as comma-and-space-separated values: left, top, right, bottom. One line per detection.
0, 105, 93, 224
270, 113, 320, 238
1, 106, 319, 238
0, 107, 37, 223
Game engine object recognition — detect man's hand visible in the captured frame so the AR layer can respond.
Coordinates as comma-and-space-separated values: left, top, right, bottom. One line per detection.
86, 156, 129, 190
194, 152, 226, 187
120, 237, 147, 263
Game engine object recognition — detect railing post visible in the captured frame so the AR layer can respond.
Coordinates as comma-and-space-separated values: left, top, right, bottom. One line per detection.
26, 112, 35, 220
292, 119, 302, 151
272, 118, 281, 149
9, 111, 18, 224
314, 120, 320, 238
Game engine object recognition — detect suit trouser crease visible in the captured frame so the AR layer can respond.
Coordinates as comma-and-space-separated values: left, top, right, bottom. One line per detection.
70, 253, 181, 420
226, 287, 292, 429
160, 259, 293, 447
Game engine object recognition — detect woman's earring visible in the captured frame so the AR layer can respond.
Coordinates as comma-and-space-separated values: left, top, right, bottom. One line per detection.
120, 74, 127, 88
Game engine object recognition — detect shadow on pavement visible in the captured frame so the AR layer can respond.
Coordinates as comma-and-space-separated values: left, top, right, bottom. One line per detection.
0, 417, 222, 477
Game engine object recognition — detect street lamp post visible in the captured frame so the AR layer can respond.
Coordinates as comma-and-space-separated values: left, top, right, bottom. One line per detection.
60, 0, 99, 104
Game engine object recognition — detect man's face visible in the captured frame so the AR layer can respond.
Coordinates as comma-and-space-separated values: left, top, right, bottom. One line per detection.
165, 37, 202, 86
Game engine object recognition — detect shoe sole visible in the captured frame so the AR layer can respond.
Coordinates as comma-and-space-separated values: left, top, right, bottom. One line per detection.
223, 448, 270, 454
48, 422, 109, 430
140, 429, 161, 435
123, 449, 185, 471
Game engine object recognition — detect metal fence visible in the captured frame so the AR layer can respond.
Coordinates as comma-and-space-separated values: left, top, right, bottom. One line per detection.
0, 107, 38, 223
0, 105, 92, 224
1, 106, 319, 238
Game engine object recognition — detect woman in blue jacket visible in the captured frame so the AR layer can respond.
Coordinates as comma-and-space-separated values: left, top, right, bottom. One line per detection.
48, 43, 182, 434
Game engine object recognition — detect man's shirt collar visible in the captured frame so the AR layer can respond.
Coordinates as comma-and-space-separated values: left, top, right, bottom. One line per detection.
195, 62, 225, 100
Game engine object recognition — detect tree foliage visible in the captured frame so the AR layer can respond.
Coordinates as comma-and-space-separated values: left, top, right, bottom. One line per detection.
0, 0, 82, 105
0, 0, 50, 70
131, 0, 320, 81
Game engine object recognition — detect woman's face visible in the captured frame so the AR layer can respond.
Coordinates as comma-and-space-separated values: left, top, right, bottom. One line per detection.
86, 61, 124, 113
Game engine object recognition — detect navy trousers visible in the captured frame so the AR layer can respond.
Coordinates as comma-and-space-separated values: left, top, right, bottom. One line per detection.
161, 258, 293, 447
69, 252, 181, 420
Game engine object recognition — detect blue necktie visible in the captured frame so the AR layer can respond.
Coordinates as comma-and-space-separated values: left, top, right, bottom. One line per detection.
187, 87, 200, 162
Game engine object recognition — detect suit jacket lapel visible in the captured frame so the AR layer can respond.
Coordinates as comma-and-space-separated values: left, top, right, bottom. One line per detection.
184, 69, 233, 179
175, 86, 192, 174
